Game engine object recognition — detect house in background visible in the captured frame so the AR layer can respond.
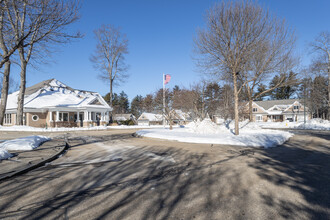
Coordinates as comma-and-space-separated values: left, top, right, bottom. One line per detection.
3, 79, 112, 127
137, 110, 192, 126
246, 99, 310, 122
137, 113, 163, 126
113, 113, 137, 124
171, 110, 192, 125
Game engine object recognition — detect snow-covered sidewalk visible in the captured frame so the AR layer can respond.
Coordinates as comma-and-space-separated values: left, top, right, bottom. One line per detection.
0, 125, 108, 132
136, 119, 293, 148
0, 135, 50, 160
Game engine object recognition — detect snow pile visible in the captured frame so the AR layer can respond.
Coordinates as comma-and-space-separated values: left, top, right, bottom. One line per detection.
188, 118, 225, 134
137, 119, 293, 148
295, 118, 330, 130
0, 148, 12, 160
0, 135, 50, 151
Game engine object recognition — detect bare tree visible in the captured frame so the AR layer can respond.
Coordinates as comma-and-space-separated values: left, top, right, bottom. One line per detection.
2, 0, 81, 125
310, 31, 330, 119
90, 24, 129, 121
241, 28, 298, 120
195, 0, 287, 135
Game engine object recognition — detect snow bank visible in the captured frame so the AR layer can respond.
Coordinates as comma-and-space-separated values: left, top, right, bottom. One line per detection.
257, 118, 330, 130
295, 118, 330, 130
137, 119, 293, 148
0, 148, 12, 160
0, 135, 50, 151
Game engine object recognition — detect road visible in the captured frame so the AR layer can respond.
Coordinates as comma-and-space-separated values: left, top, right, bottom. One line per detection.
0, 129, 329, 220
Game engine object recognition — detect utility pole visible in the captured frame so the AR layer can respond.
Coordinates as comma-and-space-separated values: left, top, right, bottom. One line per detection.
304, 80, 306, 128
163, 74, 166, 127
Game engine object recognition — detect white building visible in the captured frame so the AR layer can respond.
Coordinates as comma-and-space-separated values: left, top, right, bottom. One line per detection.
2, 79, 112, 127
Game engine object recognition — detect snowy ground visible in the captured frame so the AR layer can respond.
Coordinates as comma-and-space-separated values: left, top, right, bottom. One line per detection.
137, 119, 293, 148
0, 135, 50, 160
108, 125, 178, 129
256, 118, 330, 130
0, 118, 328, 132
0, 125, 175, 132
0, 125, 109, 132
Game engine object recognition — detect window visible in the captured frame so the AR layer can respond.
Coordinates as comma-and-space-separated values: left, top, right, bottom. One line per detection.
4, 114, 11, 125
252, 108, 258, 112
59, 112, 69, 121
32, 115, 39, 121
293, 105, 299, 110
256, 115, 263, 121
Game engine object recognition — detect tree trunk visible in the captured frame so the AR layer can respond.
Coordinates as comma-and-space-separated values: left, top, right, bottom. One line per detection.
109, 79, 113, 123
233, 73, 239, 135
328, 63, 330, 120
0, 61, 11, 125
249, 98, 253, 121
16, 57, 27, 125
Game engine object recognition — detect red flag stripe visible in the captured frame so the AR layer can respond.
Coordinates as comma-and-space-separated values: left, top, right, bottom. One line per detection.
164, 74, 171, 84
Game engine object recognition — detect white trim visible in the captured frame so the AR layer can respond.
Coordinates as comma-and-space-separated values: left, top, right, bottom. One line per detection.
32, 115, 39, 121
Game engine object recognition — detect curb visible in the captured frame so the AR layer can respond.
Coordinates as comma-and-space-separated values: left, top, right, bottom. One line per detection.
0, 141, 69, 182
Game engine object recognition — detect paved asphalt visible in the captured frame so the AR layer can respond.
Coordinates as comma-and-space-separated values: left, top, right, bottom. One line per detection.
0, 129, 329, 220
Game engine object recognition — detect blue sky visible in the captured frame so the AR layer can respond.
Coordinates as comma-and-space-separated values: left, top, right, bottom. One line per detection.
12, 0, 330, 101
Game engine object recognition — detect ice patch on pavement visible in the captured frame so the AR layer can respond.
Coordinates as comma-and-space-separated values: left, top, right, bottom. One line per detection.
0, 135, 50, 151
0, 148, 12, 160
145, 152, 176, 163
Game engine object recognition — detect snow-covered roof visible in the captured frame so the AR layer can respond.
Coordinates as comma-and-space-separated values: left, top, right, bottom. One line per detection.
138, 113, 163, 121
266, 110, 283, 115
173, 110, 191, 120
4, 79, 111, 111
113, 114, 135, 121
254, 99, 300, 110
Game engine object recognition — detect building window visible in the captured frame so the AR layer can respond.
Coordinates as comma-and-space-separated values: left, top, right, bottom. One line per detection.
293, 105, 299, 110
4, 113, 11, 125
59, 112, 69, 121
32, 115, 39, 121
256, 115, 263, 121
252, 108, 258, 112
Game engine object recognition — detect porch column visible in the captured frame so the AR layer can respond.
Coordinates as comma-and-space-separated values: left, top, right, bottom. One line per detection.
56, 111, 60, 122
49, 111, 53, 122
83, 110, 88, 122
101, 112, 105, 121
88, 112, 91, 121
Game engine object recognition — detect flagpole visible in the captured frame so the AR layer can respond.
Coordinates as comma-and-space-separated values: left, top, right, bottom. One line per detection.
163, 73, 166, 127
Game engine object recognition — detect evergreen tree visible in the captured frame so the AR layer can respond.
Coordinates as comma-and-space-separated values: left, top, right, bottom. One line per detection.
117, 91, 129, 113
131, 95, 143, 117
269, 71, 299, 100
254, 84, 268, 101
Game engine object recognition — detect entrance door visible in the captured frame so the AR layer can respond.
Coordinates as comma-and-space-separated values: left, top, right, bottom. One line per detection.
79, 113, 84, 127
96, 113, 101, 126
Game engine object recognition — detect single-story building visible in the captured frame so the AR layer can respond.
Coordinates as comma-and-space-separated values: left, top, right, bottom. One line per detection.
171, 110, 192, 125
246, 99, 310, 122
2, 79, 112, 127
113, 113, 137, 124
137, 113, 163, 126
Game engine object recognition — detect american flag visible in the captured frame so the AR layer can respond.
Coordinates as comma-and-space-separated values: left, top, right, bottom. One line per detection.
164, 74, 171, 85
